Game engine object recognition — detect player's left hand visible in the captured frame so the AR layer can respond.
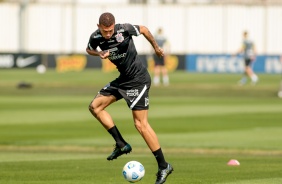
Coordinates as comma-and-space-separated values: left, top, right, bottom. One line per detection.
155, 47, 164, 57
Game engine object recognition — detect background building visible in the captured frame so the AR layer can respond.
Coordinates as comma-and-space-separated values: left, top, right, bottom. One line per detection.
0, 0, 282, 55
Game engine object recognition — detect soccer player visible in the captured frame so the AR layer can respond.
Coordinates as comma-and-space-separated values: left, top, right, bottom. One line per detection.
86, 12, 173, 184
236, 31, 259, 85
278, 55, 282, 98
153, 27, 170, 86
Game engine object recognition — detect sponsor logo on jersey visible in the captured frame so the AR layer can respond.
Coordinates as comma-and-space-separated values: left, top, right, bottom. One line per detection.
108, 49, 126, 60
108, 53, 126, 60
115, 33, 124, 43
109, 44, 117, 48
108, 47, 118, 52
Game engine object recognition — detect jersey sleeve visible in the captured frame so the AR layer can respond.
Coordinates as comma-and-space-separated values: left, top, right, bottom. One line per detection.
87, 33, 99, 50
124, 23, 141, 37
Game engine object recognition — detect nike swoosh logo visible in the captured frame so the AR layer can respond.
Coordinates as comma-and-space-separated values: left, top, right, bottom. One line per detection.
16, 55, 38, 68
100, 41, 105, 44
130, 98, 135, 103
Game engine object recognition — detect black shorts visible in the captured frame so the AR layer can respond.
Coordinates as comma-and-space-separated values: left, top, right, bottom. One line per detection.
244, 58, 253, 66
153, 54, 165, 66
99, 72, 151, 110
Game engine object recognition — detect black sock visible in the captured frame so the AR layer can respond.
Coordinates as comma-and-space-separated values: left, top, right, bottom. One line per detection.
153, 148, 168, 169
107, 125, 127, 148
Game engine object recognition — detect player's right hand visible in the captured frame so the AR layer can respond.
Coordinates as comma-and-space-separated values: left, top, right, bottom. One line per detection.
99, 50, 110, 59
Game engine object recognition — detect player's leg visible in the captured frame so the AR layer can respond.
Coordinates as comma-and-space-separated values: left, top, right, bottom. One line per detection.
89, 93, 131, 160
238, 72, 247, 85
239, 59, 249, 85
124, 65, 173, 183
160, 57, 169, 86
132, 109, 160, 151
245, 59, 258, 84
279, 56, 282, 97
153, 55, 162, 86
89, 94, 116, 129
161, 66, 169, 86
245, 66, 258, 85
154, 65, 161, 86
132, 110, 173, 184
245, 66, 253, 78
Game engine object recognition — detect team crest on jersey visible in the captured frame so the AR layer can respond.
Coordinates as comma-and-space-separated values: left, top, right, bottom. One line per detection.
115, 33, 124, 43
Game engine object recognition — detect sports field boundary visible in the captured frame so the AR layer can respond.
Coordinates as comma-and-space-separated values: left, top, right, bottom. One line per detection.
1, 145, 282, 156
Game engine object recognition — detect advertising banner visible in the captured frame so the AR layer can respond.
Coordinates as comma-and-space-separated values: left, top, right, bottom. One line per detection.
0, 53, 41, 68
186, 54, 282, 74
56, 55, 86, 72
0, 52, 186, 72
93, 54, 186, 73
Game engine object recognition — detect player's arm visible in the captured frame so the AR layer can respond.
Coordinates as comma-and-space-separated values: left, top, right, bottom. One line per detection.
139, 25, 164, 57
253, 44, 257, 56
86, 45, 109, 59
251, 44, 257, 61
232, 44, 243, 58
235, 44, 244, 56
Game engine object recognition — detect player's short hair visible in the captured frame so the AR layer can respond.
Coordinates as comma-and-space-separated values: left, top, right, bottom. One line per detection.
243, 31, 248, 36
99, 12, 115, 27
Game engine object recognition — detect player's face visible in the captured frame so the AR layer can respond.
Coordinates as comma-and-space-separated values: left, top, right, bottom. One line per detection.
98, 24, 115, 40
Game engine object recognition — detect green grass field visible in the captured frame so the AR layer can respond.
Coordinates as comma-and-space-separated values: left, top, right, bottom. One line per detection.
0, 69, 282, 184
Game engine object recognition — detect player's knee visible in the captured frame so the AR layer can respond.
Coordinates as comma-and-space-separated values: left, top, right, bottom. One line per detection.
134, 120, 146, 134
88, 102, 98, 116
88, 102, 93, 111
134, 121, 141, 131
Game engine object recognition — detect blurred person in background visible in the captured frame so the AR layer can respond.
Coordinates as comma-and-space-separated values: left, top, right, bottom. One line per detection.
236, 31, 259, 85
86, 12, 173, 184
152, 27, 170, 86
278, 55, 282, 98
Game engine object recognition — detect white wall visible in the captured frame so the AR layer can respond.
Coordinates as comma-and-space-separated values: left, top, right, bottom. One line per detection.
0, 4, 19, 51
0, 3, 282, 54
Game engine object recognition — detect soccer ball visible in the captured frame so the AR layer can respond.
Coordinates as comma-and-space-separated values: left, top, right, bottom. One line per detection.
36, 64, 46, 74
122, 161, 145, 183
278, 90, 282, 98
